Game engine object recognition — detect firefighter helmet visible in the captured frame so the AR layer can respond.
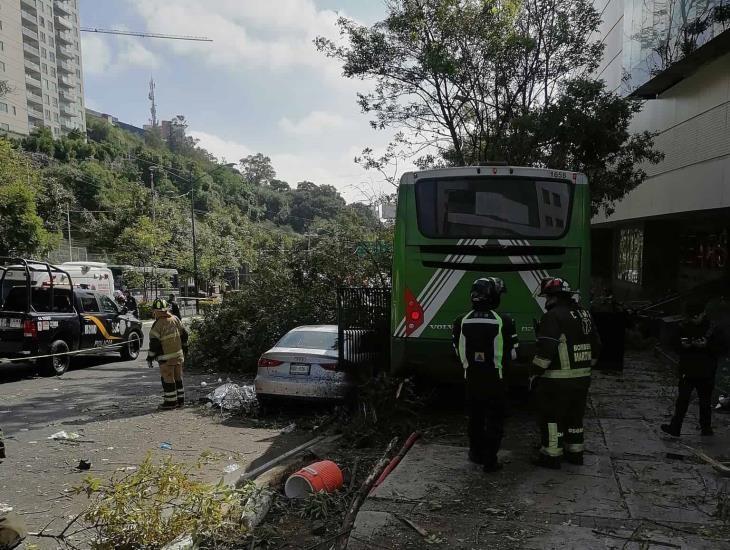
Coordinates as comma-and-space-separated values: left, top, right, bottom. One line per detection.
470, 277, 507, 306
538, 277, 575, 296
151, 298, 168, 311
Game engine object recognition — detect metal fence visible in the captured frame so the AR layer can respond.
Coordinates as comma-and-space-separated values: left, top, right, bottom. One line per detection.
336, 287, 391, 373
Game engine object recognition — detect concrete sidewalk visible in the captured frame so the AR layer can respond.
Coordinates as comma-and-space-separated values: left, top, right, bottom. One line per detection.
349, 353, 730, 549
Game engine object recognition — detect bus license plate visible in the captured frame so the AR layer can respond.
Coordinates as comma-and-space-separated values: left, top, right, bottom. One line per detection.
290, 363, 310, 375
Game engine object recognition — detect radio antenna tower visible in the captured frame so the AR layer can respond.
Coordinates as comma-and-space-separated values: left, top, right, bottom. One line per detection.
148, 78, 158, 128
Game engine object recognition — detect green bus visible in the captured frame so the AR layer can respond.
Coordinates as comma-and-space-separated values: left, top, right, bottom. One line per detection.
390, 165, 591, 383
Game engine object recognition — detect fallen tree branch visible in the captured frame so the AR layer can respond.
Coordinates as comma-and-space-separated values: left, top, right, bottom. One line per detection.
395, 514, 428, 537
333, 437, 399, 550
681, 444, 730, 477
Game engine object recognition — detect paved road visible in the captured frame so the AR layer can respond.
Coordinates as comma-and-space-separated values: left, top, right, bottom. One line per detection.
0, 321, 310, 548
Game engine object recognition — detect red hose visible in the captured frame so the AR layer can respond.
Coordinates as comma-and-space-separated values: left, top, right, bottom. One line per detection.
370, 431, 421, 494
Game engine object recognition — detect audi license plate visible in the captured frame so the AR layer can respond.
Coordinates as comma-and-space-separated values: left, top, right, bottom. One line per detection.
289, 363, 310, 375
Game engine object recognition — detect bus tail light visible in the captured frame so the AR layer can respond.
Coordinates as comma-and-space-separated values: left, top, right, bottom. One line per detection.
23, 319, 37, 339
404, 288, 424, 336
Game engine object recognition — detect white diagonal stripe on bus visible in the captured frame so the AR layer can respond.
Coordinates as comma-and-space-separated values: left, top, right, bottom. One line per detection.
410, 239, 486, 338
499, 239, 547, 313
394, 238, 468, 337
418, 239, 475, 313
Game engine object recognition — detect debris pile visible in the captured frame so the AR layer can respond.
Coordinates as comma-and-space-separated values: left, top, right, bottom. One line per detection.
207, 383, 258, 413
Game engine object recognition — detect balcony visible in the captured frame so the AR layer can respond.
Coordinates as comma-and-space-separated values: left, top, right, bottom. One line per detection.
26, 90, 43, 106
54, 1, 72, 16
22, 27, 39, 43
57, 30, 74, 45
57, 45, 74, 59
23, 43, 41, 59
27, 105, 44, 118
25, 73, 42, 89
60, 104, 77, 118
55, 15, 72, 30
59, 90, 76, 103
24, 58, 41, 74
59, 75, 74, 88
58, 60, 74, 74
21, 0, 37, 11
20, 10, 38, 28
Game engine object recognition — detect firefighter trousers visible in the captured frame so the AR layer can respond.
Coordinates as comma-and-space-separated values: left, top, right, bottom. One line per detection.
671, 375, 714, 431
160, 360, 185, 405
534, 377, 590, 460
466, 376, 506, 467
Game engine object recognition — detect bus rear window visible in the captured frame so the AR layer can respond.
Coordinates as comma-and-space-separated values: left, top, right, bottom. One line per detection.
416, 177, 572, 238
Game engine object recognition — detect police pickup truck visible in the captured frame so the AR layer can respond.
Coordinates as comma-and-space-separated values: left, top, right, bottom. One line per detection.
0, 259, 143, 376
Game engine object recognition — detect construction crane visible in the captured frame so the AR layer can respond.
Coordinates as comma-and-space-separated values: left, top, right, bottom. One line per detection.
80, 28, 212, 42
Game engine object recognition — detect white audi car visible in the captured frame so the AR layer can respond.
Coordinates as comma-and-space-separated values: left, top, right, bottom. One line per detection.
255, 325, 366, 402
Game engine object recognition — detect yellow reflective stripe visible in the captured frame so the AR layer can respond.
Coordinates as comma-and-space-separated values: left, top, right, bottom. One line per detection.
543, 423, 563, 457
159, 333, 179, 342
492, 311, 504, 380
565, 443, 584, 453
542, 367, 591, 379
159, 351, 184, 361
458, 311, 472, 377
533, 356, 551, 369
558, 334, 570, 370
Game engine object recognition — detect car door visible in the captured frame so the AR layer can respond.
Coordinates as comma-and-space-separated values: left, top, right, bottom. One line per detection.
78, 292, 103, 349
97, 294, 126, 345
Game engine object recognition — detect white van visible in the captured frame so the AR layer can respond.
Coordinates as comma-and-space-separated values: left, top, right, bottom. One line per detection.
59, 262, 115, 298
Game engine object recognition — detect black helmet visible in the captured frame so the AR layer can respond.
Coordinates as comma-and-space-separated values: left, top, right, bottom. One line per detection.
470, 277, 506, 307
151, 298, 168, 311
538, 277, 575, 297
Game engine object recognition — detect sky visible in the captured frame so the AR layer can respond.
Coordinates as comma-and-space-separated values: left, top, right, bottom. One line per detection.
79, 0, 406, 203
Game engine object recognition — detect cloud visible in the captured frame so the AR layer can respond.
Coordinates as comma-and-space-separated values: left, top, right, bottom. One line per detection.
81, 32, 160, 76
124, 0, 349, 78
189, 130, 252, 164
279, 110, 345, 136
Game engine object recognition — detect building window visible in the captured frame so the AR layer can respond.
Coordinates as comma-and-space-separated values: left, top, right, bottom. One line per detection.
42, 47, 47, 58
49, 37, 54, 47
0, 123, 9, 131
542, 189, 551, 205
617, 227, 644, 285
52, 97, 58, 107
40, 16, 45, 26
51, 82, 57, 91
42, 63, 48, 74
0, 103, 7, 113
0, 21, 3, 30
45, 109, 51, 118
49, 52, 55, 61
545, 216, 554, 227
552, 193, 562, 207
0, 61, 4, 72
0, 41, 4, 52
50, 67, 56, 77
53, 113, 59, 122
40, 31, 46, 42
12, 106, 16, 115
44, 94, 50, 105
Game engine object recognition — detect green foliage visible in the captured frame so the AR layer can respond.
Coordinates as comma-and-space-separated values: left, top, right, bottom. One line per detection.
296, 490, 347, 521
317, 0, 663, 216
77, 453, 255, 549
189, 214, 392, 372
0, 139, 59, 256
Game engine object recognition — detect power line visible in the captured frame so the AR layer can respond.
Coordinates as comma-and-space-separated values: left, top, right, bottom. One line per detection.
80, 28, 213, 42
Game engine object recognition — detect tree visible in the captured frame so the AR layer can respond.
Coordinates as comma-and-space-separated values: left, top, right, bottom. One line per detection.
317, 0, 663, 215
0, 81, 10, 98
239, 153, 276, 186
0, 139, 58, 256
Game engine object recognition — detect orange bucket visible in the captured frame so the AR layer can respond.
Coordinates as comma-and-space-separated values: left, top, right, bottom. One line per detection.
285, 460, 344, 498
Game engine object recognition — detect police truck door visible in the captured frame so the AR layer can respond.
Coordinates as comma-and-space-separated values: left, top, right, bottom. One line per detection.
78, 292, 103, 349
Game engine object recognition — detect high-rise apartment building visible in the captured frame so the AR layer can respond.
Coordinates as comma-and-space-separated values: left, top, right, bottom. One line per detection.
591, 0, 730, 298
0, 0, 85, 136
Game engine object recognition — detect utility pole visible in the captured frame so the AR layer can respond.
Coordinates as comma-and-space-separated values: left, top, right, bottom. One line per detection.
190, 174, 199, 312
150, 170, 157, 298
66, 207, 72, 262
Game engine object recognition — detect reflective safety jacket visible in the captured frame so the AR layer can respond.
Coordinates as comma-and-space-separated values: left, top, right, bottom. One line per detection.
148, 314, 188, 364
452, 309, 518, 380
532, 301, 601, 379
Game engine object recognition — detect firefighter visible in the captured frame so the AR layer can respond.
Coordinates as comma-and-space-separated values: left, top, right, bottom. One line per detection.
453, 277, 518, 473
531, 277, 601, 469
147, 298, 188, 409
661, 301, 727, 437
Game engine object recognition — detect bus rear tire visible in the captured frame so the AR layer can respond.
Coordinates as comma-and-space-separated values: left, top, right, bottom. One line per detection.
41, 340, 70, 376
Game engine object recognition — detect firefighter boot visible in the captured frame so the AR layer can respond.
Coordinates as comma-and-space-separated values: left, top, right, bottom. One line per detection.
176, 380, 185, 407
660, 423, 681, 437
159, 377, 178, 410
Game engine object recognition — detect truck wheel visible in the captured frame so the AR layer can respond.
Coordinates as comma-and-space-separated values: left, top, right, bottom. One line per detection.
41, 340, 71, 376
121, 331, 141, 361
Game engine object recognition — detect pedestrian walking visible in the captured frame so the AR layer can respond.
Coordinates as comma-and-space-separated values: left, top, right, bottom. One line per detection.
147, 298, 188, 410
168, 293, 181, 319
124, 290, 139, 318
531, 277, 601, 469
453, 277, 517, 473
661, 301, 727, 437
